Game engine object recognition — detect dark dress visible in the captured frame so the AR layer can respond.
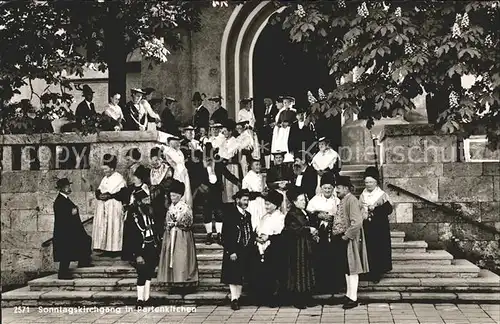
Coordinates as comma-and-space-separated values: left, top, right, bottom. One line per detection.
75, 100, 96, 124
149, 165, 174, 238
282, 206, 318, 294
211, 107, 228, 124
266, 164, 293, 189
193, 106, 210, 130
291, 166, 318, 201
220, 205, 255, 285
122, 101, 146, 131
160, 107, 180, 135
288, 121, 317, 156
53, 194, 91, 262
363, 200, 393, 279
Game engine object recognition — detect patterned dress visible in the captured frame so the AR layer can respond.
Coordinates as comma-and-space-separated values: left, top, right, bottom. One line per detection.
157, 200, 199, 286
163, 147, 193, 208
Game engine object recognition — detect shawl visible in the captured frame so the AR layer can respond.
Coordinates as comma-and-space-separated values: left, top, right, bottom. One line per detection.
218, 136, 239, 160
237, 109, 256, 128
242, 170, 265, 191
150, 163, 172, 186
360, 186, 386, 207
256, 209, 285, 236
312, 148, 339, 171
208, 134, 225, 149
105, 104, 124, 121
98, 172, 126, 194
163, 146, 186, 172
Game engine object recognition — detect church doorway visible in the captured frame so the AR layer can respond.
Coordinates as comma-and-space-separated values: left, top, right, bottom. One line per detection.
252, 13, 342, 149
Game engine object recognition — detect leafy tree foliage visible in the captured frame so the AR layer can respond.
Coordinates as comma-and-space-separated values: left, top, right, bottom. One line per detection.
273, 1, 500, 148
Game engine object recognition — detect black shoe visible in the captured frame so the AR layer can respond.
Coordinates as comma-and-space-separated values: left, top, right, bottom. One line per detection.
205, 233, 213, 245
293, 303, 307, 309
135, 300, 144, 310
77, 263, 94, 268
342, 298, 358, 310
58, 273, 72, 280
230, 299, 240, 310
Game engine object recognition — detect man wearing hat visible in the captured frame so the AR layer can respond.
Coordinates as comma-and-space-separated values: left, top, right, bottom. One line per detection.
266, 150, 293, 214
53, 178, 93, 279
335, 176, 369, 309
209, 95, 228, 124
288, 106, 317, 159
292, 150, 318, 201
192, 91, 209, 130
306, 173, 344, 296
75, 84, 97, 126
220, 189, 255, 311
237, 97, 256, 129
160, 96, 180, 135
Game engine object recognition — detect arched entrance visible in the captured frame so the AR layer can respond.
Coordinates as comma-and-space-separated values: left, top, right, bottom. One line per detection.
221, 2, 341, 148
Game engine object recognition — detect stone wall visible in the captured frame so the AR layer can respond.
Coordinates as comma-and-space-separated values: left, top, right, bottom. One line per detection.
380, 124, 500, 272
0, 131, 171, 287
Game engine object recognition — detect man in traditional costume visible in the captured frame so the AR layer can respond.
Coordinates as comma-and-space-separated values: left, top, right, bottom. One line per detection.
306, 174, 345, 296
311, 137, 341, 195
122, 88, 147, 131
288, 107, 317, 157
249, 189, 285, 307
75, 85, 97, 126
221, 189, 255, 311
93, 154, 127, 256
263, 97, 279, 125
216, 119, 243, 208
53, 178, 93, 279
149, 147, 174, 238
192, 91, 209, 130
209, 95, 228, 124
260, 98, 278, 170
125, 148, 146, 186
266, 151, 293, 214
158, 180, 199, 293
242, 159, 267, 230
123, 165, 160, 309
291, 150, 318, 201
360, 167, 393, 283
237, 97, 256, 128
335, 176, 369, 309
160, 96, 180, 136
163, 136, 193, 208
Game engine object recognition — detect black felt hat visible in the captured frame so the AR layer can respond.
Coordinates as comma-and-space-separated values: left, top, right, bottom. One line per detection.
265, 189, 284, 207
103, 153, 117, 169
192, 92, 203, 102
126, 148, 142, 160
239, 97, 253, 104
286, 186, 305, 203
320, 172, 336, 187
81, 84, 94, 94
364, 166, 380, 182
233, 189, 251, 200
336, 176, 352, 188
170, 179, 185, 195
56, 178, 72, 189
133, 165, 149, 183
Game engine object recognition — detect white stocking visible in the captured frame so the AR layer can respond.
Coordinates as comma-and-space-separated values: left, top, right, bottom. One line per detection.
229, 284, 238, 301
144, 280, 151, 301
215, 222, 223, 233
137, 285, 144, 301
347, 274, 359, 301
345, 274, 351, 299
204, 223, 212, 233
236, 285, 243, 299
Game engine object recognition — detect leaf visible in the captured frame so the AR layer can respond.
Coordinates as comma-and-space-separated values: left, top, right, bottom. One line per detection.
381, 26, 387, 37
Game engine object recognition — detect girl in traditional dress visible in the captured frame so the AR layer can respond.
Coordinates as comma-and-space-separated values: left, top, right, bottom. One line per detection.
282, 187, 319, 309
93, 154, 127, 256
141, 87, 162, 130
242, 159, 267, 230
149, 147, 174, 238
217, 119, 243, 206
103, 93, 124, 131
163, 136, 193, 208
123, 165, 160, 309
360, 166, 393, 283
311, 137, 340, 195
157, 180, 199, 292
235, 121, 260, 177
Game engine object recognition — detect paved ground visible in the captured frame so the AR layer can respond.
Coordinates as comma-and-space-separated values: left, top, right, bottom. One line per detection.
2, 303, 499, 323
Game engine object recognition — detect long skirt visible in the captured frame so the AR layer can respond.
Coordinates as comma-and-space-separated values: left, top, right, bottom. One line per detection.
221, 164, 241, 204
157, 227, 199, 286
248, 242, 281, 301
284, 234, 316, 294
173, 167, 193, 209
92, 199, 124, 252
364, 217, 392, 278
249, 197, 266, 231
315, 233, 347, 293
221, 245, 253, 285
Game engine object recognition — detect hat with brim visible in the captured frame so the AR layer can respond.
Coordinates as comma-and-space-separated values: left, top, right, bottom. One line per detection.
208, 95, 223, 102
131, 88, 146, 95
276, 96, 284, 103
283, 95, 295, 102
167, 136, 182, 142
182, 125, 195, 131
165, 96, 177, 103
211, 123, 223, 128
236, 120, 249, 127
56, 178, 72, 189
265, 189, 284, 208
142, 87, 155, 95
318, 137, 330, 145
82, 84, 94, 94
224, 119, 236, 131
192, 92, 203, 102
170, 179, 185, 195
272, 150, 286, 156
233, 189, 251, 200
133, 165, 149, 183
239, 97, 253, 104
336, 176, 352, 188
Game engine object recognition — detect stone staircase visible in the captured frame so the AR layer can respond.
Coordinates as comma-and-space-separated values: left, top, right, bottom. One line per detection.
2, 164, 499, 307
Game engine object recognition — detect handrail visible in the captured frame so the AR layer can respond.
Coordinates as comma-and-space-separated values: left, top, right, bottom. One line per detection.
387, 183, 500, 236
41, 216, 94, 248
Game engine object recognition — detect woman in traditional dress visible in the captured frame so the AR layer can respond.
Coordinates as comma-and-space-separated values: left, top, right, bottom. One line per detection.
242, 159, 267, 230
163, 136, 193, 208
282, 187, 319, 309
360, 166, 393, 283
93, 154, 127, 257
123, 165, 160, 308
102, 93, 124, 131
157, 180, 199, 293
149, 147, 174, 238
141, 87, 162, 130
249, 190, 286, 307
311, 137, 340, 195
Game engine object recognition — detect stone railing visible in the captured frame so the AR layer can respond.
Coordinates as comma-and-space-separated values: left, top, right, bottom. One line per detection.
379, 124, 500, 273
0, 131, 170, 287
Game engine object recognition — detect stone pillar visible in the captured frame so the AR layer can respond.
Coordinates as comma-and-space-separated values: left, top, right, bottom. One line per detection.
2, 146, 12, 171
37, 145, 53, 170
20, 146, 37, 171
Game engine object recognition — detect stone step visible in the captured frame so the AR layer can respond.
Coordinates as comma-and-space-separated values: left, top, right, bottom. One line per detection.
341, 164, 374, 171
27, 270, 499, 294
4, 285, 499, 307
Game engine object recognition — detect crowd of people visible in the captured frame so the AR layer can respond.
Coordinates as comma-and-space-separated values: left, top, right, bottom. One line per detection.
52, 88, 394, 311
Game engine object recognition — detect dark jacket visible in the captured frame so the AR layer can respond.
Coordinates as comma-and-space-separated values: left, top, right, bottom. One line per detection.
193, 105, 210, 130
288, 120, 317, 156
211, 107, 228, 124
75, 100, 96, 124
291, 165, 318, 200
267, 163, 294, 190
122, 101, 146, 131
53, 193, 91, 262
160, 107, 180, 135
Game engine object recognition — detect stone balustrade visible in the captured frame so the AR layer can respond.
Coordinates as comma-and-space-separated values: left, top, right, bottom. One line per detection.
1, 131, 171, 287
